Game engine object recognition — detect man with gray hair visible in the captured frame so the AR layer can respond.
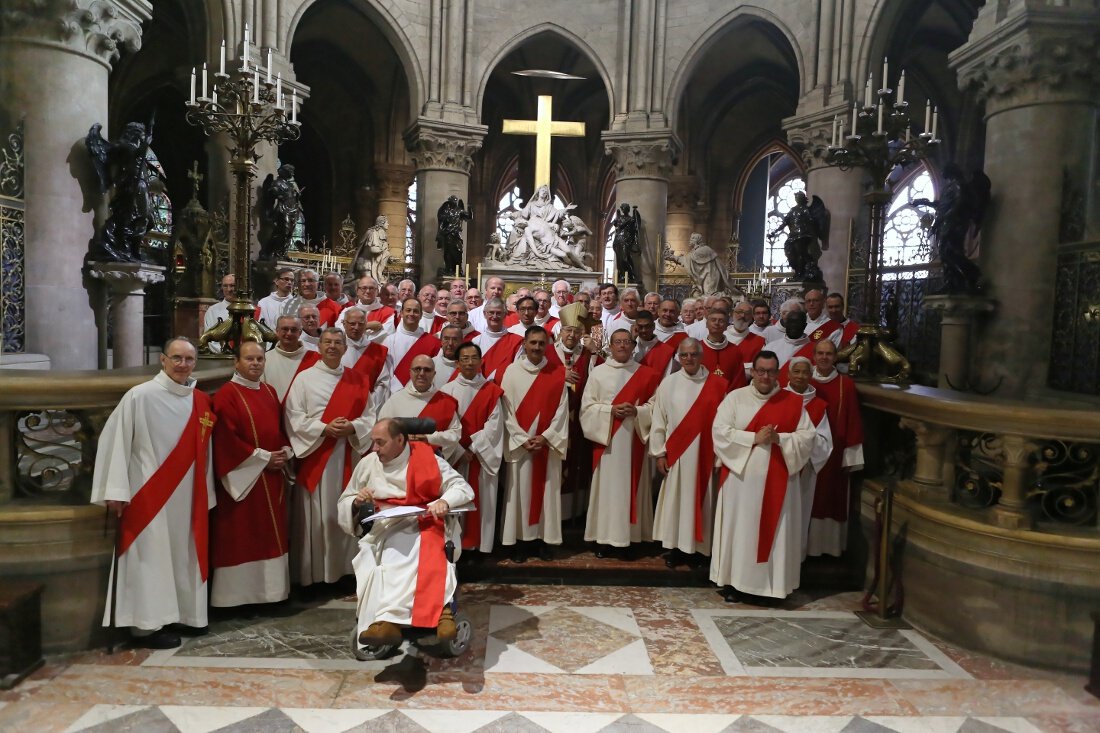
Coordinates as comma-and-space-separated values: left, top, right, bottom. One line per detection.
264, 314, 321, 402
298, 304, 322, 351
282, 268, 323, 320
549, 280, 572, 316
472, 296, 524, 384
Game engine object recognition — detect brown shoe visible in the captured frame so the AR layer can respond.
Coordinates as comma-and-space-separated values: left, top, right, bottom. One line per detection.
359, 621, 402, 647
436, 607, 457, 640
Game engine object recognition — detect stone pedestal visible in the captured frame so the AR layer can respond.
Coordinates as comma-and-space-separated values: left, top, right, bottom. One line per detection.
604, 131, 681, 294
0, 1, 151, 370
86, 262, 166, 368
405, 119, 486, 281
480, 264, 595, 293
923, 294, 996, 390
173, 296, 217, 342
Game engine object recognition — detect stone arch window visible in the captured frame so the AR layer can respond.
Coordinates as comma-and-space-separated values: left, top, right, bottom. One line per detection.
291, 211, 306, 251
405, 179, 417, 265
598, 169, 617, 280
764, 174, 806, 271
882, 165, 935, 279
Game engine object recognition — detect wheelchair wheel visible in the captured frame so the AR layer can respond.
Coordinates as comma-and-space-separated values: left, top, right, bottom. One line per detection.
349, 626, 396, 661
432, 608, 473, 658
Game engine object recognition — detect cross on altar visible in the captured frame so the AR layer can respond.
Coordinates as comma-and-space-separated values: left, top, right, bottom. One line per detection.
502, 95, 585, 190
187, 160, 204, 199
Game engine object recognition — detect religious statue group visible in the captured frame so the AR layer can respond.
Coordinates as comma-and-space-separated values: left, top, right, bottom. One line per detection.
92, 267, 865, 650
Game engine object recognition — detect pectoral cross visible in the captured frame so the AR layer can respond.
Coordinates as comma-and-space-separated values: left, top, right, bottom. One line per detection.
199, 412, 215, 440
187, 160, 204, 200
503, 95, 585, 190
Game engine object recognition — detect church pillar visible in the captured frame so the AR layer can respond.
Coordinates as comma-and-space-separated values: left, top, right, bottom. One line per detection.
373, 163, 415, 279
404, 119, 485, 283
0, 0, 151, 369
603, 131, 681, 292
950, 3, 1100, 398
785, 113, 863, 296
665, 175, 699, 268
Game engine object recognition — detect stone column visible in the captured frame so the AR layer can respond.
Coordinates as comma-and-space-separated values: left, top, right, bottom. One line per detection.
404, 119, 485, 283
785, 113, 864, 296
898, 418, 953, 501
992, 434, 1035, 530
665, 175, 699, 266
923, 294, 997, 390
374, 163, 415, 275
603, 131, 681, 293
86, 262, 166, 368
0, 0, 152, 369
950, 4, 1100, 398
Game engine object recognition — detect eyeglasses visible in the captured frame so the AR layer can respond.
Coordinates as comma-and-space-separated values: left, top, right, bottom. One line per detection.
678, 352, 701, 360
752, 368, 779, 376
166, 355, 196, 364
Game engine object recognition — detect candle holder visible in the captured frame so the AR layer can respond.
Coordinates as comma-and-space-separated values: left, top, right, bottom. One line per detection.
186, 53, 302, 356
823, 80, 938, 385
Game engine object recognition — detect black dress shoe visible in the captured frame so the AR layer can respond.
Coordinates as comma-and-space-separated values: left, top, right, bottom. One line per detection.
537, 543, 554, 561
131, 629, 182, 649
594, 546, 608, 559
720, 587, 741, 604
511, 546, 529, 563
168, 623, 209, 636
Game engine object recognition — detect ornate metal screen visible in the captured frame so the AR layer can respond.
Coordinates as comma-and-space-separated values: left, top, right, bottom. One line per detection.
1, 121, 25, 354
1050, 240, 1100, 395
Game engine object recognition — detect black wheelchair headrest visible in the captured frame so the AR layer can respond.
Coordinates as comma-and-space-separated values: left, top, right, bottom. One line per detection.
392, 417, 437, 436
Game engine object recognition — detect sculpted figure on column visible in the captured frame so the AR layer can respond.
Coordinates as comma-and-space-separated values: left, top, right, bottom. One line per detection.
611, 203, 643, 286
436, 195, 472, 275
259, 164, 303, 261
769, 191, 829, 283
913, 164, 990, 295
352, 216, 391, 284
85, 121, 160, 262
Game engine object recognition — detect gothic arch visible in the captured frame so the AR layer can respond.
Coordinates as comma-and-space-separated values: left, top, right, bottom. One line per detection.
731, 140, 805, 218
474, 23, 616, 120
664, 5, 806, 130
284, 0, 425, 120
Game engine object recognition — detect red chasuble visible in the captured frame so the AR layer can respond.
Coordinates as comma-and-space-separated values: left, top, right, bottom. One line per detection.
211, 381, 289, 569
777, 342, 817, 385
380, 442, 449, 628
811, 373, 863, 522
296, 368, 371, 493
504, 312, 520, 327
702, 341, 747, 392
663, 374, 727, 542
481, 332, 524, 384
720, 390, 805, 563
513, 362, 567, 524
808, 319, 842, 343
640, 340, 677, 376
393, 335, 442, 386
591, 364, 662, 523
118, 390, 216, 581
457, 382, 504, 549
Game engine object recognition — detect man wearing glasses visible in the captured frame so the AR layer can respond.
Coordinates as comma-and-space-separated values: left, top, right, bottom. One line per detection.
710, 351, 816, 602
533, 289, 560, 335
507, 295, 540, 338
256, 267, 296, 327
549, 280, 572, 316
91, 337, 215, 649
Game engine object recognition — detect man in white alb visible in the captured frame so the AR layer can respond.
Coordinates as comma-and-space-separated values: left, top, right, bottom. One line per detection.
263, 315, 320, 402
203, 274, 237, 354
256, 267, 296, 327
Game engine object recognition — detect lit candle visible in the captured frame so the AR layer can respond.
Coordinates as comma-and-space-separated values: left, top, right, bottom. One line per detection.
219, 40, 226, 75
876, 102, 883, 134
931, 106, 938, 138
212, 89, 218, 107
189, 67, 196, 104
266, 48, 272, 84
276, 73, 282, 108
897, 70, 906, 104
865, 74, 873, 107
202, 62, 208, 99
253, 69, 260, 103
882, 58, 889, 89
291, 90, 298, 123
243, 24, 250, 70
924, 101, 931, 133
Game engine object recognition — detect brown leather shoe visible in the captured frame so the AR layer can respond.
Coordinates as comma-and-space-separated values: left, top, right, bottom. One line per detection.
359, 621, 402, 647
436, 607, 457, 641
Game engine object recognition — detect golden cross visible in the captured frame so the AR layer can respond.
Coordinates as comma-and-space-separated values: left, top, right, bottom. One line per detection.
199, 411, 214, 439
502, 95, 585, 190
187, 160, 204, 199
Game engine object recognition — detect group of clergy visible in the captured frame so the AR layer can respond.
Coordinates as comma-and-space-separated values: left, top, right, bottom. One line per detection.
91, 268, 863, 649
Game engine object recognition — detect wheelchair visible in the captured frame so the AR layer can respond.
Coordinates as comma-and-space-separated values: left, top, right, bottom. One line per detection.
348, 416, 474, 661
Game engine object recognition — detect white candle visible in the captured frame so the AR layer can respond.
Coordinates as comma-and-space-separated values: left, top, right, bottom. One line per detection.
276, 73, 282, 108
189, 67, 196, 104
253, 69, 260, 103
212, 89, 218, 107
897, 71, 906, 104
865, 74, 873, 107
291, 91, 298, 123
876, 102, 884, 134
219, 40, 226, 75
931, 106, 938, 138
924, 101, 931, 133
266, 48, 272, 84
201, 62, 208, 99
851, 102, 857, 134
243, 24, 250, 69
832, 115, 838, 146
882, 58, 889, 89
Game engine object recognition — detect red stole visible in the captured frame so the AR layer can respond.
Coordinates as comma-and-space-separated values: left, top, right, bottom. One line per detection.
591, 364, 662, 523
808, 319, 841, 342
778, 341, 817, 385
212, 381, 288, 566
317, 299, 342, 327
504, 312, 520, 327
365, 304, 397, 325
457, 382, 504, 549
393, 333, 442, 386
664, 332, 689, 350
841, 320, 860, 345
428, 314, 446, 334
280, 350, 321, 407
513, 362, 567, 525
805, 396, 828, 426
720, 390, 805, 563
733, 332, 766, 363
640, 340, 676, 376
350, 342, 388, 387
296, 368, 370, 494
118, 390, 215, 581
417, 390, 459, 435
540, 316, 560, 332
663, 374, 727, 542
481, 332, 524, 384
383, 443, 448, 627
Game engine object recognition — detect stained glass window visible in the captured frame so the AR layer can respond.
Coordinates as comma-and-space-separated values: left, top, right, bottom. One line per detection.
764, 176, 806, 271
882, 167, 935, 279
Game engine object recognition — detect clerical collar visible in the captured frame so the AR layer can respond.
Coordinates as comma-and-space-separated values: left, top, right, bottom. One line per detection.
302, 332, 320, 345
655, 322, 683, 335
382, 444, 411, 469
231, 372, 262, 390
438, 355, 457, 367
397, 325, 422, 337
813, 367, 838, 383
607, 357, 635, 369
363, 299, 382, 310
269, 292, 291, 301
346, 335, 368, 348
706, 335, 728, 348
784, 335, 809, 345
405, 382, 435, 397
154, 370, 196, 396
456, 373, 485, 387
483, 327, 506, 338
534, 315, 552, 325
275, 343, 304, 356
518, 355, 547, 371
316, 361, 344, 375
785, 384, 817, 404
750, 383, 779, 400
682, 367, 709, 382
806, 312, 828, 327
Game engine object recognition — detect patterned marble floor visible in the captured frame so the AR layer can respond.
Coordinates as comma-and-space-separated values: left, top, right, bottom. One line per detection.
1, 585, 1097, 733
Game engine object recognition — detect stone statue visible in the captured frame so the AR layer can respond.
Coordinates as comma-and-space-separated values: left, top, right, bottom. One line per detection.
497, 184, 594, 271
352, 215, 390, 282
611, 203, 642, 286
436, 195, 472, 274
667, 232, 741, 298
258, 163, 302, 261
769, 191, 830, 283
485, 232, 506, 262
85, 120, 161, 262
914, 164, 990, 295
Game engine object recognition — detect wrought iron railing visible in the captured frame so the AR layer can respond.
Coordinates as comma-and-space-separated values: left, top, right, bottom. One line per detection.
1, 120, 25, 354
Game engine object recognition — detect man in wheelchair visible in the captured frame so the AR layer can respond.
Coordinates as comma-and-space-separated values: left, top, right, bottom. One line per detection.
337, 417, 474, 648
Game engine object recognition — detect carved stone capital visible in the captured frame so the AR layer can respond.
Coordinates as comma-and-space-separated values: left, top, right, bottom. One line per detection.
373, 163, 415, 201
951, 9, 1100, 113
603, 131, 681, 180
998, 433, 1036, 468
783, 105, 848, 170
403, 119, 486, 175
666, 175, 701, 213
1, 0, 152, 69
86, 261, 166, 293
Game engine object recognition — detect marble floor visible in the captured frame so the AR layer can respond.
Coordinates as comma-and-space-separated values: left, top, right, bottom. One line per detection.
1, 584, 1097, 733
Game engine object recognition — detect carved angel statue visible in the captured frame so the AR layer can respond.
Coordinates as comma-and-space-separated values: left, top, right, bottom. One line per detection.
611, 202, 642, 285
258, 163, 302, 261
352, 215, 390, 282
85, 118, 162, 262
769, 191, 830, 283
436, 195, 472, 274
913, 164, 990, 295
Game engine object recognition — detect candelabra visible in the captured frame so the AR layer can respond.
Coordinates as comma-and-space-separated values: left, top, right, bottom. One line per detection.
824, 62, 938, 384
185, 28, 302, 355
